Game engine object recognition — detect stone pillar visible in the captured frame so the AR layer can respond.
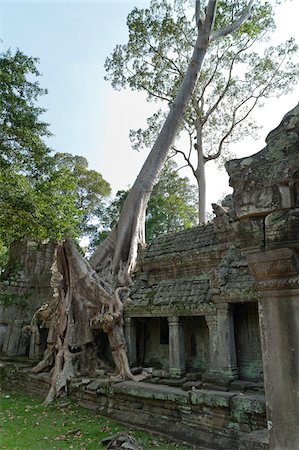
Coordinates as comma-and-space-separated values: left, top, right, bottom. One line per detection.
247, 248, 299, 450
205, 315, 218, 376
124, 317, 137, 366
205, 307, 238, 382
168, 316, 185, 377
216, 303, 238, 380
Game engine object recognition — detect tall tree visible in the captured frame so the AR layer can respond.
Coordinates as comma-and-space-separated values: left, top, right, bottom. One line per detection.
105, 0, 299, 222
31, 0, 256, 403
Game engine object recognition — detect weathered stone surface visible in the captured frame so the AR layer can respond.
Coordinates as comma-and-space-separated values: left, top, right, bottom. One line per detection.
103, 432, 146, 450
239, 429, 269, 450
182, 380, 203, 391
226, 103, 299, 219
112, 381, 189, 404
0, 239, 55, 356
190, 389, 236, 408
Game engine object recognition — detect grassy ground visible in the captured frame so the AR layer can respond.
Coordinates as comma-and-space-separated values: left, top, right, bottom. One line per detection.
0, 390, 192, 449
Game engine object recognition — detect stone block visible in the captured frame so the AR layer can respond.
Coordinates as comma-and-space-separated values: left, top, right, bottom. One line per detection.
157, 377, 186, 387
231, 394, 266, 418
86, 379, 110, 392
238, 429, 269, 450
185, 372, 202, 381
189, 389, 236, 408
182, 381, 203, 391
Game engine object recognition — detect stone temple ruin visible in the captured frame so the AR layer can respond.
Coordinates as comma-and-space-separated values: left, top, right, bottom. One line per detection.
1, 104, 299, 450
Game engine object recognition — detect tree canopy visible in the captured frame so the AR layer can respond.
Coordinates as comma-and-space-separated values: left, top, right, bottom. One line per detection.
105, 0, 299, 222
0, 49, 111, 249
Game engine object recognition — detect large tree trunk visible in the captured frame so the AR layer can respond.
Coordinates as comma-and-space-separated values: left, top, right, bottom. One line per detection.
89, 21, 214, 283
30, 0, 254, 403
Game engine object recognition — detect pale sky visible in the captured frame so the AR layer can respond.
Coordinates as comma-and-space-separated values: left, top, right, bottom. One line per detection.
1, 0, 299, 213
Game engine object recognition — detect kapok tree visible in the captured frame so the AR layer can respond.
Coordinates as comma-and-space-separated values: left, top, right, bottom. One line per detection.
31, 0, 257, 404
105, 0, 299, 223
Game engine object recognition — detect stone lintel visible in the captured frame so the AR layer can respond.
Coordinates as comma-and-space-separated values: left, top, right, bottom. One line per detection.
247, 247, 299, 282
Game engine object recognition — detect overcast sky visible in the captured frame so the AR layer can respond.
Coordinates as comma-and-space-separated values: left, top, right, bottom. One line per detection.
1, 0, 299, 212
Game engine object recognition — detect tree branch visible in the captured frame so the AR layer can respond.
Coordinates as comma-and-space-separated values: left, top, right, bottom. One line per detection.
205, 0, 218, 31
145, 37, 184, 77
195, 1, 204, 30
172, 145, 197, 179
210, 0, 255, 41
205, 94, 259, 162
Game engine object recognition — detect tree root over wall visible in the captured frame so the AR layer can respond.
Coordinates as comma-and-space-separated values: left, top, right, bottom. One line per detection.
29, 239, 145, 404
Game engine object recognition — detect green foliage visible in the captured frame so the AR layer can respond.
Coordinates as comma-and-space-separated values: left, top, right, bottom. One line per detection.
145, 159, 198, 240
49, 153, 111, 239
91, 160, 198, 249
0, 49, 50, 175
0, 240, 9, 273
0, 391, 189, 449
0, 49, 111, 246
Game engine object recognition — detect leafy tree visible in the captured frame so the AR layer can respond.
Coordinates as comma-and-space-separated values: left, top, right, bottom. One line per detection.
91, 160, 198, 249
50, 153, 111, 240
146, 159, 198, 238
0, 49, 50, 175
105, 0, 299, 222
0, 49, 111, 245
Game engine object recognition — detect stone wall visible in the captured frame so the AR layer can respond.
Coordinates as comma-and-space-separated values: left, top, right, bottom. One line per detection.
0, 239, 55, 356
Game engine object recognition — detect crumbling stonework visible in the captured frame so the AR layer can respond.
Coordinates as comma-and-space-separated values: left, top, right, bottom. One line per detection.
0, 239, 55, 357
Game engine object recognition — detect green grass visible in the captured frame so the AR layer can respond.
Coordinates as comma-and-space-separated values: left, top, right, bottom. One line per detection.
0, 390, 191, 449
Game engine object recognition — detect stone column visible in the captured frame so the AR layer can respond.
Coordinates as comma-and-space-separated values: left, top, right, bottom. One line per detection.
168, 316, 185, 377
124, 316, 137, 366
205, 315, 218, 376
216, 303, 238, 380
205, 307, 238, 382
247, 248, 299, 450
